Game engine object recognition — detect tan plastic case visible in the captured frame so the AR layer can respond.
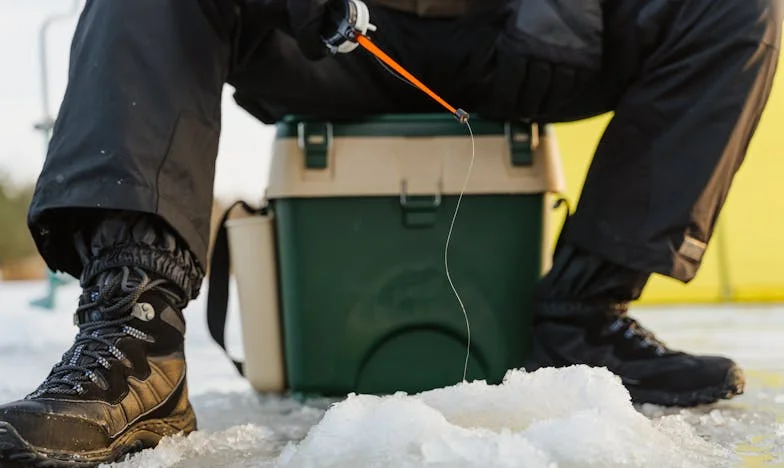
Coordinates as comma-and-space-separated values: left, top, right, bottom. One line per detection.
225, 214, 286, 392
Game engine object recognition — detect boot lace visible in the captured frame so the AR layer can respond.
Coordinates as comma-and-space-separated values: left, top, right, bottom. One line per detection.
28, 266, 182, 398
606, 315, 669, 356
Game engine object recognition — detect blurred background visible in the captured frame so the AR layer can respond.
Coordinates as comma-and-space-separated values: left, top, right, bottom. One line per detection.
0, 0, 274, 281
1, 0, 782, 305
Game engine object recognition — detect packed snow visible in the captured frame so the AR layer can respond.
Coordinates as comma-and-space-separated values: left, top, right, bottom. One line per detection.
1, 280, 783, 467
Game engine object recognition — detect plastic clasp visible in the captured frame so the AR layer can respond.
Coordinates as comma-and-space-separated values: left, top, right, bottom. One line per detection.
298, 121, 333, 169
400, 180, 442, 227
505, 121, 538, 167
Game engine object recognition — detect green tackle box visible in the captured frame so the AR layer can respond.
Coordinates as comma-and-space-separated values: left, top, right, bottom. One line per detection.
246, 114, 565, 396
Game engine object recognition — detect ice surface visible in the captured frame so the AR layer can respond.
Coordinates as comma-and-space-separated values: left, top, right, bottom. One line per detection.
1, 281, 783, 467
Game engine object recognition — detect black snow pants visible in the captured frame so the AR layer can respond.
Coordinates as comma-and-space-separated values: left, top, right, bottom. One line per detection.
28, 0, 782, 285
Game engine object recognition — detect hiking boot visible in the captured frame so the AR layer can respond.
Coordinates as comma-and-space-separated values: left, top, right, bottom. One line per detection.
0, 266, 196, 467
529, 242, 744, 407
525, 302, 745, 407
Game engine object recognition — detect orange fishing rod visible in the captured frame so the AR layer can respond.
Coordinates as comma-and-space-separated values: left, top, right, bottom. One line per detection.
355, 33, 470, 125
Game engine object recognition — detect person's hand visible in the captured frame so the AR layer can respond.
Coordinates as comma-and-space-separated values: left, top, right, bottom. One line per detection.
287, 0, 375, 60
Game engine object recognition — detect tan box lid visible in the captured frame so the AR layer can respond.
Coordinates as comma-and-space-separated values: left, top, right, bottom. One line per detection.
266, 120, 565, 199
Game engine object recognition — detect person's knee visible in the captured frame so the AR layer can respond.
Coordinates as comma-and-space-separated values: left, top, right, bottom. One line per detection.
75, 0, 239, 48
764, 0, 783, 48
716, 0, 782, 48
748, 0, 782, 48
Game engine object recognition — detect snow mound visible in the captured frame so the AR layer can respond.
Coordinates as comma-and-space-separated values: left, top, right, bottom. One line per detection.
277, 366, 732, 468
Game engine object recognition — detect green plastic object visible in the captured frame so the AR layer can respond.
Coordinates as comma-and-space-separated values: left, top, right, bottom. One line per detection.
507, 121, 534, 167
29, 270, 74, 311
298, 121, 331, 170
271, 114, 547, 396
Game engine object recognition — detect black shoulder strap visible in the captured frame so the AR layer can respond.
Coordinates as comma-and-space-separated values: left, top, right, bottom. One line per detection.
206, 200, 266, 376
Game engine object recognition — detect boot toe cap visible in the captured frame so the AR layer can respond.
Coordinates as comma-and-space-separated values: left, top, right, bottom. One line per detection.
628, 355, 745, 406
0, 403, 109, 453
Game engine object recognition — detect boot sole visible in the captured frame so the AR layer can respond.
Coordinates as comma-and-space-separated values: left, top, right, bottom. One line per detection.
628, 364, 746, 407
0, 410, 197, 468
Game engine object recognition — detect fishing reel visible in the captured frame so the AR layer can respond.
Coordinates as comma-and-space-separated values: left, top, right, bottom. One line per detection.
322, 0, 377, 54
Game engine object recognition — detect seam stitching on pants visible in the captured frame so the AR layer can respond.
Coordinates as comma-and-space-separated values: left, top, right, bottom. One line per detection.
154, 111, 185, 215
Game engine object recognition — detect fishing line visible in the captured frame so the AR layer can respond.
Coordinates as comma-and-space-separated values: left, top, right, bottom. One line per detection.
356, 34, 469, 123
355, 32, 475, 382
444, 121, 476, 382
373, 56, 418, 90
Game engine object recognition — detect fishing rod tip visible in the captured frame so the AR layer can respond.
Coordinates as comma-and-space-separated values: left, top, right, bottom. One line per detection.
454, 108, 470, 125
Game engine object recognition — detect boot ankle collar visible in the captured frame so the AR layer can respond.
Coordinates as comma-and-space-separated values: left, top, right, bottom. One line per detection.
81, 246, 200, 299
534, 300, 629, 319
